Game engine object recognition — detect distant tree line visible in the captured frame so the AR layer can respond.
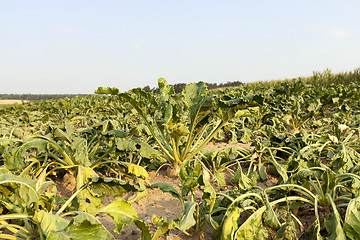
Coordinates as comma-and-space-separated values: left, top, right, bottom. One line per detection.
143, 80, 244, 93
0, 94, 90, 101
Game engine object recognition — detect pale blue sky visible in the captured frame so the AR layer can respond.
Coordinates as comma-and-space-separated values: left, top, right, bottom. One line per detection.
1, 1, 359, 94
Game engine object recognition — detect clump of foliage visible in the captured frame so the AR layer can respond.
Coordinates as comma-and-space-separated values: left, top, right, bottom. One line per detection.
0, 69, 359, 239
96, 78, 263, 177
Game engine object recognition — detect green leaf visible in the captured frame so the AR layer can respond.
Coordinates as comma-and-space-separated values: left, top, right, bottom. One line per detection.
48, 218, 114, 240
138, 141, 162, 159
231, 165, 253, 190
95, 87, 119, 95
234, 204, 270, 240
89, 176, 139, 197
216, 94, 263, 122
263, 197, 281, 230
259, 163, 267, 181
151, 216, 178, 240
158, 78, 175, 102
324, 196, 346, 240
221, 207, 240, 240
127, 163, 149, 179
102, 130, 127, 138
4, 138, 47, 170
35, 211, 114, 240
178, 201, 197, 231
97, 199, 138, 234
151, 182, 181, 202
116, 139, 137, 152
182, 82, 212, 128
169, 123, 189, 137
134, 220, 152, 240
214, 171, 226, 187
344, 197, 360, 240
71, 137, 91, 167
0, 173, 39, 208
34, 210, 69, 237
77, 166, 101, 212
182, 81, 208, 109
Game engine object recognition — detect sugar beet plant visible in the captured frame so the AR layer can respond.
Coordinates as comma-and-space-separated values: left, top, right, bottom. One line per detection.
96, 78, 263, 177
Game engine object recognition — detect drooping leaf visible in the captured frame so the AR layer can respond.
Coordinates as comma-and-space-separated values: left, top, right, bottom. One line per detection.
259, 162, 267, 181
240, 127, 253, 143
63, 221, 114, 240
97, 199, 138, 234
89, 176, 139, 197
35, 210, 114, 240
263, 196, 281, 230
330, 145, 360, 174
151, 216, 178, 240
138, 141, 162, 159
34, 210, 69, 237
234, 203, 270, 240
269, 157, 288, 183
324, 196, 346, 240
344, 197, 360, 240
127, 163, 149, 179
274, 219, 298, 240
4, 138, 47, 170
47, 217, 114, 240
77, 166, 101, 212
221, 207, 240, 240
214, 171, 226, 187
0, 173, 39, 208
202, 170, 217, 212
151, 182, 181, 202
178, 201, 197, 231
134, 219, 152, 240
231, 165, 253, 190
71, 137, 91, 167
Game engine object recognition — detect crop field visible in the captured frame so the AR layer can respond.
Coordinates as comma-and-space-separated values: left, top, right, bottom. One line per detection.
0, 100, 27, 105
0, 69, 359, 239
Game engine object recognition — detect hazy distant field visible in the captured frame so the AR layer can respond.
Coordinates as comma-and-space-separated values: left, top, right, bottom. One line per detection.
0, 100, 27, 105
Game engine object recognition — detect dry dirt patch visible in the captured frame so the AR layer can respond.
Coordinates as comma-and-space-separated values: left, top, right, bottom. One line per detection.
0, 100, 27, 105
